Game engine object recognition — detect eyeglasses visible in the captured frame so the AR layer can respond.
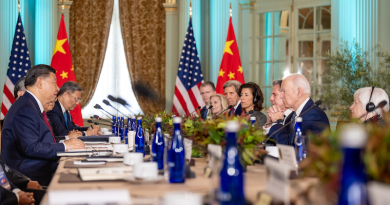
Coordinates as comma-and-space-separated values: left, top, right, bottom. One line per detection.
67, 92, 82, 103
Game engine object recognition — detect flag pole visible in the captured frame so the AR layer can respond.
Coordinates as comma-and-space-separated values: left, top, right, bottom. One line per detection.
62, 0, 64, 14
229, 3, 232, 17
189, 1, 192, 17
18, 0, 20, 13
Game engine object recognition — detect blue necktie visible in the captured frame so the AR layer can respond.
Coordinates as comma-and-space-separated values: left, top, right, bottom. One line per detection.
64, 111, 68, 129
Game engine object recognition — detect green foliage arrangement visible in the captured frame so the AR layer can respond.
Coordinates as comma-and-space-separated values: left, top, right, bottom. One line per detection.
186, 115, 266, 166
299, 119, 390, 202
322, 41, 390, 120
141, 112, 266, 166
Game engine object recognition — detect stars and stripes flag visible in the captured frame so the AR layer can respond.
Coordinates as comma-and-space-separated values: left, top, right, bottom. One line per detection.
172, 18, 204, 116
1, 14, 31, 119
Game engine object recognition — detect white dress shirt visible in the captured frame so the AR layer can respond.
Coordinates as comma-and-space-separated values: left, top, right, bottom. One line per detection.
295, 98, 310, 119
234, 100, 241, 110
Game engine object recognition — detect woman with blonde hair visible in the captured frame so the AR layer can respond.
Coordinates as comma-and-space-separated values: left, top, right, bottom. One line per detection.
208, 94, 228, 119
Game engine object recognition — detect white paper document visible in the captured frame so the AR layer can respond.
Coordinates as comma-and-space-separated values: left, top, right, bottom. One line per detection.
48, 189, 131, 205
78, 166, 133, 181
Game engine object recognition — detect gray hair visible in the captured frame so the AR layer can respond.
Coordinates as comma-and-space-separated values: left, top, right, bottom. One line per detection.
14, 77, 26, 99
354, 87, 389, 116
284, 73, 311, 95
58, 81, 83, 97
200, 81, 216, 91
272, 80, 283, 91
223, 80, 241, 94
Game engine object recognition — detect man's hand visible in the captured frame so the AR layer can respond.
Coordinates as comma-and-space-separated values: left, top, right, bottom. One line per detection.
92, 125, 100, 132
269, 110, 284, 122
85, 128, 98, 136
64, 139, 85, 151
17, 191, 34, 205
26, 181, 42, 189
68, 130, 82, 139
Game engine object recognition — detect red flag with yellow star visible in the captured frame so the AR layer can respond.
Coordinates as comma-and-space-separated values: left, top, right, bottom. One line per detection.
216, 17, 245, 94
51, 14, 84, 126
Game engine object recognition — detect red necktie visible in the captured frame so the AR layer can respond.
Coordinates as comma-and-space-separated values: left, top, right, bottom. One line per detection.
42, 111, 56, 143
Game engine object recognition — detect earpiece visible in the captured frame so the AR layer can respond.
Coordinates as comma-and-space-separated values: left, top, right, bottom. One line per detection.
366, 86, 376, 112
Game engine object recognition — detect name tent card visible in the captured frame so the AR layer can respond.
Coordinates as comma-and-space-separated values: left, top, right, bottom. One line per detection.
264, 157, 290, 205
207, 144, 222, 168
0, 166, 10, 190
277, 144, 298, 171
184, 138, 193, 161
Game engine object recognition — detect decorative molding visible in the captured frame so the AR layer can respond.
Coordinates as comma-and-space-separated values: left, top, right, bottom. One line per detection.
57, 5, 71, 9
239, 0, 255, 8
164, 7, 178, 12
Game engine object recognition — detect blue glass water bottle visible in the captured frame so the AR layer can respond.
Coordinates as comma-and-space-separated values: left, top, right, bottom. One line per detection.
120, 116, 125, 141
112, 115, 117, 135
131, 117, 136, 131
249, 116, 256, 127
168, 117, 185, 183
294, 117, 305, 163
219, 121, 245, 205
135, 117, 145, 156
338, 124, 369, 205
116, 116, 121, 136
152, 117, 164, 170
125, 117, 131, 144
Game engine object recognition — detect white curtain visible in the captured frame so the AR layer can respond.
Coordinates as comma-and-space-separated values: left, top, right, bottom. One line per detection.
82, 0, 142, 118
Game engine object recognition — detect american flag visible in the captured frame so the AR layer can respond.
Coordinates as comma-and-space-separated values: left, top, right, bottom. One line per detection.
1, 14, 31, 119
172, 18, 204, 116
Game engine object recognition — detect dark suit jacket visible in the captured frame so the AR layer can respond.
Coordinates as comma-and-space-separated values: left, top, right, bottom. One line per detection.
247, 111, 267, 127
47, 100, 89, 136
200, 106, 208, 120
269, 98, 330, 145
0, 186, 18, 205
0, 154, 29, 191
229, 102, 243, 116
1, 92, 65, 186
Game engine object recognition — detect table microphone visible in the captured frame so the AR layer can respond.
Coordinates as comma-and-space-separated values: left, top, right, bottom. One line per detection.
108, 95, 135, 115
92, 115, 112, 123
245, 110, 254, 116
94, 104, 114, 117
262, 100, 322, 145
217, 105, 233, 116
103, 99, 128, 117
200, 105, 213, 116
87, 120, 126, 128
357, 100, 387, 119
189, 106, 201, 116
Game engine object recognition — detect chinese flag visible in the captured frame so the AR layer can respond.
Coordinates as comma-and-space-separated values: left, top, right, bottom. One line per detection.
216, 17, 245, 94
51, 14, 84, 126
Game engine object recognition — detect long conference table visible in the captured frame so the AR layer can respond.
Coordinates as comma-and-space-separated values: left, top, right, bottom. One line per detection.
40, 156, 268, 204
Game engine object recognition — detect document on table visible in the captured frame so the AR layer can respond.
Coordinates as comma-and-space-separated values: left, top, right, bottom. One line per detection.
78, 166, 133, 181
48, 189, 131, 204
57, 150, 112, 157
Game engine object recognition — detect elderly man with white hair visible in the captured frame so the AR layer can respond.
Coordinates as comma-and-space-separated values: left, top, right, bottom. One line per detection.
350, 87, 389, 125
268, 73, 330, 145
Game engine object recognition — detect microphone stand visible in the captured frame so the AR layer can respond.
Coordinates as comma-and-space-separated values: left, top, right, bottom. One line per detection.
200, 105, 213, 116
103, 100, 128, 117
262, 100, 322, 145
189, 106, 201, 116
216, 106, 233, 116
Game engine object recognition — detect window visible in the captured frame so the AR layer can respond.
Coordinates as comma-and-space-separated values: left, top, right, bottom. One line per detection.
256, 10, 291, 108
81, 0, 142, 118
295, 6, 331, 101
253, 2, 331, 109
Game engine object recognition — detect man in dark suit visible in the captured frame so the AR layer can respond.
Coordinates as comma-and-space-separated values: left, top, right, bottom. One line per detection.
263, 80, 294, 135
47, 81, 99, 137
199, 81, 216, 120
223, 80, 242, 116
268, 74, 330, 145
1, 64, 85, 186
43, 101, 83, 142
